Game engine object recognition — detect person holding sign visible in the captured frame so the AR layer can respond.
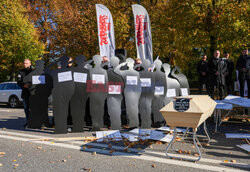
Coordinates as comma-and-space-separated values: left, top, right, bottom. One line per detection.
17, 59, 33, 127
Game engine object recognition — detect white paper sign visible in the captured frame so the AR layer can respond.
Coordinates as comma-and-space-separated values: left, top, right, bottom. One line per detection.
167, 89, 176, 97
58, 71, 72, 82
181, 88, 188, 96
140, 78, 151, 87
32, 75, 45, 85
126, 76, 138, 85
108, 85, 121, 94
73, 72, 87, 83
92, 74, 105, 84
96, 130, 122, 142
155, 86, 164, 95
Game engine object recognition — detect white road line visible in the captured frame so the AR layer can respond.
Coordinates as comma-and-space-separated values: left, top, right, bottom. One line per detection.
0, 134, 247, 172
1, 130, 249, 168
0, 131, 249, 171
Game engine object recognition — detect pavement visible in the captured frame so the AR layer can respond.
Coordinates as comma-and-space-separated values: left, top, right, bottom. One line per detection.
0, 105, 249, 172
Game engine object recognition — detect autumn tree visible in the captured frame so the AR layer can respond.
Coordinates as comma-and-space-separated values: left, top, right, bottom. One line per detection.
0, 0, 44, 81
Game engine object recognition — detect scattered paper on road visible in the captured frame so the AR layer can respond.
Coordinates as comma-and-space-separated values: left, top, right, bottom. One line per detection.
96, 130, 122, 142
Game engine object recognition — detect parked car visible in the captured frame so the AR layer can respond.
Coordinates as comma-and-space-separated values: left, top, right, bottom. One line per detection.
0, 82, 23, 108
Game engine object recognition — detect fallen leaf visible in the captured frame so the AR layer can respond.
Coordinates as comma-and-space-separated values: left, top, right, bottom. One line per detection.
12, 160, 16, 162
177, 150, 182, 154
37, 146, 42, 150
109, 150, 115, 154
194, 154, 199, 157
231, 160, 236, 163
0, 163, 2, 167
14, 164, 19, 167
0, 152, 6, 155
224, 160, 229, 163
18, 154, 22, 157
151, 164, 156, 168
92, 152, 96, 156
83, 167, 91, 172
149, 145, 153, 149
62, 160, 67, 162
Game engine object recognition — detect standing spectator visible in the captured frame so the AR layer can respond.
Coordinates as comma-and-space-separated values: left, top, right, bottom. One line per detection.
134, 58, 143, 71
17, 59, 33, 127
236, 49, 249, 97
208, 50, 227, 99
197, 55, 209, 94
224, 52, 234, 95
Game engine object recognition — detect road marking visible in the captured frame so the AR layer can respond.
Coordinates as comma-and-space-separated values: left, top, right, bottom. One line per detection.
0, 134, 247, 172
0, 130, 249, 171
0, 130, 241, 165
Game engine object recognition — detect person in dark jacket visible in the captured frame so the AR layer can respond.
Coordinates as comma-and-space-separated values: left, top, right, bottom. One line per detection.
208, 50, 227, 100
197, 55, 209, 94
17, 59, 33, 127
236, 49, 249, 98
224, 52, 234, 95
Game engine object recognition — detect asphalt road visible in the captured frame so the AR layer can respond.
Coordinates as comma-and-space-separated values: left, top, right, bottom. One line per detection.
0, 105, 249, 172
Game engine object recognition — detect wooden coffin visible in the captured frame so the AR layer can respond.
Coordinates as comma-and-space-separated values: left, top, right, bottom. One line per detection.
160, 95, 216, 130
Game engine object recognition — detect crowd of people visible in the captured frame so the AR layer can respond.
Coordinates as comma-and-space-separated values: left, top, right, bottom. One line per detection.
197, 49, 249, 100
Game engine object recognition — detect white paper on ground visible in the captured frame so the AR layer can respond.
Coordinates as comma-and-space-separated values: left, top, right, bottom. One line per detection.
73, 72, 87, 83
150, 130, 173, 142
140, 78, 151, 87
180, 88, 188, 96
58, 71, 72, 82
236, 144, 250, 152
154, 86, 164, 95
126, 76, 138, 85
129, 128, 172, 142
121, 133, 139, 142
225, 133, 250, 139
157, 126, 187, 133
32, 75, 45, 85
167, 89, 176, 97
215, 100, 233, 110
92, 74, 105, 84
96, 130, 122, 142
